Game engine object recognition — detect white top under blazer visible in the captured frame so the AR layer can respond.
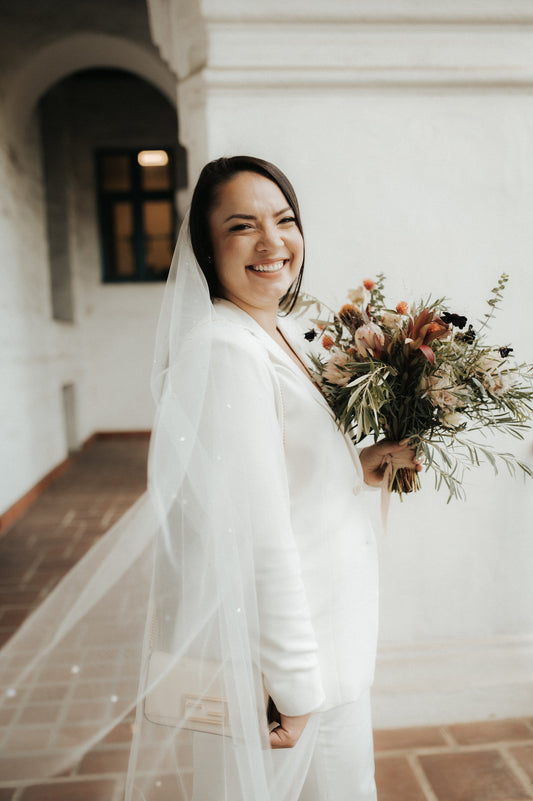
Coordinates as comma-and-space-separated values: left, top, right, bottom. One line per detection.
212, 299, 379, 717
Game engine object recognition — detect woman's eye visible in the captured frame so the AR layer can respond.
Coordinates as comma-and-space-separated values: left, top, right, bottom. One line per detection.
279, 216, 296, 225
229, 223, 252, 232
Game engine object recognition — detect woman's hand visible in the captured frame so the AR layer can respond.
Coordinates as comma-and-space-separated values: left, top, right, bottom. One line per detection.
359, 438, 422, 487
269, 712, 310, 749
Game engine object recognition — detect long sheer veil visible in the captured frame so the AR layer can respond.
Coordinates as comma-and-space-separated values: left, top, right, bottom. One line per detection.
0, 213, 319, 800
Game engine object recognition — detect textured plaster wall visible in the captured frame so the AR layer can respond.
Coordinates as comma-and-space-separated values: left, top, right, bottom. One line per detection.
198, 84, 533, 724
0, 106, 75, 512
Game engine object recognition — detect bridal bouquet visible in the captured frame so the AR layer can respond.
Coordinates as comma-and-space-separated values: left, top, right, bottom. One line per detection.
298, 275, 533, 499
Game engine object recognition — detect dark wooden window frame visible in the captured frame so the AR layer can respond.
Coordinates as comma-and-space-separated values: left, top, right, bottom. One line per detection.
95, 148, 177, 283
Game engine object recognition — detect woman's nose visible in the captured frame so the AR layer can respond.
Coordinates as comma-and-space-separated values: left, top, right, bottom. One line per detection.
256, 224, 283, 251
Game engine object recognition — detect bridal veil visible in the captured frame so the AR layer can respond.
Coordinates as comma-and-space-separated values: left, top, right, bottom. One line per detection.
0, 213, 320, 800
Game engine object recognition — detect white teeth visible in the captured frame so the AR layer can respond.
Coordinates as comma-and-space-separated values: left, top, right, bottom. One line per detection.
249, 260, 285, 273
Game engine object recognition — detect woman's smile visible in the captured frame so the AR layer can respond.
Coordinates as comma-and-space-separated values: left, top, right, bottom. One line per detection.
247, 258, 288, 274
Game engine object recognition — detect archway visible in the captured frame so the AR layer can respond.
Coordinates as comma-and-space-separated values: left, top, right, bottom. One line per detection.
5, 33, 177, 135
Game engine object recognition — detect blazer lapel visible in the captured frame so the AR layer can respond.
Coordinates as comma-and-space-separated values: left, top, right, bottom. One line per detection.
213, 299, 336, 420
275, 315, 364, 480
213, 299, 363, 480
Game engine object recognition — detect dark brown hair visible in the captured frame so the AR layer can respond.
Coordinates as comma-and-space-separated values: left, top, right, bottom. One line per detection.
189, 155, 304, 313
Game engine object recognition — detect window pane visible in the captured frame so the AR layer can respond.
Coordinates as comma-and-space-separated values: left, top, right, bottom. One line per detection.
101, 155, 131, 192
143, 201, 173, 276
140, 162, 171, 191
113, 202, 135, 276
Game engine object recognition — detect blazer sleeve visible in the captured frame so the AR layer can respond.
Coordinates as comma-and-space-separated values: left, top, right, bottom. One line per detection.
209, 325, 325, 717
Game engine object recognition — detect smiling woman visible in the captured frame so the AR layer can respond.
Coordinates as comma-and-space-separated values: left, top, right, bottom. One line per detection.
135, 155, 417, 799
0, 155, 419, 801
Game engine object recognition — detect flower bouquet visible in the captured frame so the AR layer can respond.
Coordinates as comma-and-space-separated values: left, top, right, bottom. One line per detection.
297, 274, 533, 499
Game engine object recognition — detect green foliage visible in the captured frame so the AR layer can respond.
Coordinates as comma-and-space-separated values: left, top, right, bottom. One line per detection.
370, 273, 387, 314
477, 273, 509, 334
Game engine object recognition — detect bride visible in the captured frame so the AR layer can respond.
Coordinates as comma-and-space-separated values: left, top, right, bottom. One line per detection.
0, 155, 419, 800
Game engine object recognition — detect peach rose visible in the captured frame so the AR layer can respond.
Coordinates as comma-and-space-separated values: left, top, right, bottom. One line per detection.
422, 369, 466, 410
322, 350, 352, 386
381, 311, 402, 329
479, 352, 511, 397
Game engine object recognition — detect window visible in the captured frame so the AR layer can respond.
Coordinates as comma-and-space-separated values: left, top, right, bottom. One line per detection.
96, 149, 177, 282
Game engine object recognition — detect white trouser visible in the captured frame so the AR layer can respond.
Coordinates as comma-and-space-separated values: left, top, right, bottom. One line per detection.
298, 691, 377, 801
192, 690, 377, 801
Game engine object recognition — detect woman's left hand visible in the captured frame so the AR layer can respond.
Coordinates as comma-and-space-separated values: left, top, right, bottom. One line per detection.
359, 439, 422, 487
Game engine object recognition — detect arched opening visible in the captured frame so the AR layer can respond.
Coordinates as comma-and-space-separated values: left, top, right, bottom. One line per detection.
38, 68, 187, 321
33, 67, 187, 454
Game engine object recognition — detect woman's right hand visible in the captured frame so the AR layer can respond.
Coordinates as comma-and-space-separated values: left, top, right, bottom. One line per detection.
269, 712, 311, 749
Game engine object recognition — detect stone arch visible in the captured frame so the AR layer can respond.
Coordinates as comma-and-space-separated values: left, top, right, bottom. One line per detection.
5, 32, 177, 134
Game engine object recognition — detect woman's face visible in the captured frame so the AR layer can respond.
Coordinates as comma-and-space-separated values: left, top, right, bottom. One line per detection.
208, 171, 304, 315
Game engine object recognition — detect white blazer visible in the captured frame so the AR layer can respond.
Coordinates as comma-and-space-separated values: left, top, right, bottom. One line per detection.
212, 300, 379, 716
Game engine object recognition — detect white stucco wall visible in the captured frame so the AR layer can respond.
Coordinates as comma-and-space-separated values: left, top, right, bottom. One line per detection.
153, 0, 533, 725
0, 106, 77, 513
0, 95, 157, 514
0, 89, 171, 513
199, 86, 533, 728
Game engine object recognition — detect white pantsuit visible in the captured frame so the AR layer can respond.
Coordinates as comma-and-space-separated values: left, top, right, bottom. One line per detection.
193, 300, 379, 798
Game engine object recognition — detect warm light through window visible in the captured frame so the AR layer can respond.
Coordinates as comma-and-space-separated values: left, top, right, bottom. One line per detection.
137, 150, 169, 167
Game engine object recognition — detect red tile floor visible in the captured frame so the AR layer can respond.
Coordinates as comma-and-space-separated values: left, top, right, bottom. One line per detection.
0, 437, 532, 800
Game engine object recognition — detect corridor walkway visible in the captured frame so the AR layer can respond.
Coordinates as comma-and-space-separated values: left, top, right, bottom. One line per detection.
0, 438, 532, 801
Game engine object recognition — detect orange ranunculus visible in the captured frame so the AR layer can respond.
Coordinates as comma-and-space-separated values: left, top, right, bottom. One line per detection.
405, 309, 449, 363
396, 301, 409, 315
322, 334, 334, 350
363, 279, 375, 290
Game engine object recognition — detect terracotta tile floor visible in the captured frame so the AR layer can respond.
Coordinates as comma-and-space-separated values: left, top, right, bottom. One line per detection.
0, 437, 532, 800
